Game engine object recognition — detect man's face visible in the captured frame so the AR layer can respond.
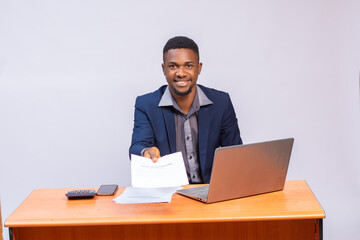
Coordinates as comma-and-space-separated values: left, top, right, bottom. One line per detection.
162, 48, 202, 97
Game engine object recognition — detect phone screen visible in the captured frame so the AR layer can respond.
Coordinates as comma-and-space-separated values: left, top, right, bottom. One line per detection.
97, 184, 118, 196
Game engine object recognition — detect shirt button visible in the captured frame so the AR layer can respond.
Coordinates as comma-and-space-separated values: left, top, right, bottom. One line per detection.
192, 175, 195, 179
188, 155, 192, 160
186, 136, 191, 140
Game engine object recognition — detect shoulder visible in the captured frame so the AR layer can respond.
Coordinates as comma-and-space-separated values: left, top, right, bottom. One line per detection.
198, 84, 231, 102
135, 85, 167, 106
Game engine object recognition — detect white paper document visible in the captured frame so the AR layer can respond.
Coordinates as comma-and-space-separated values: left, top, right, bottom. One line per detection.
112, 187, 181, 204
131, 151, 189, 188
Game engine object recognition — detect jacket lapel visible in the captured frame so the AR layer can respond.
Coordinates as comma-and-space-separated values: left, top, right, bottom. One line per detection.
161, 107, 176, 153
198, 104, 212, 173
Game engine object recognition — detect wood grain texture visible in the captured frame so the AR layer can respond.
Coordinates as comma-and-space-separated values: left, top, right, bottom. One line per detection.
6, 180, 324, 240
5, 180, 324, 228
12, 219, 318, 240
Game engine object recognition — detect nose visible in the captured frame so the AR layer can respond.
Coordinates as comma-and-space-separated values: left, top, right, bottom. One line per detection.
176, 66, 187, 77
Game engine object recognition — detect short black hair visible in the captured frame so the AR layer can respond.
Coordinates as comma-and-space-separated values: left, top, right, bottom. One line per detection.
163, 36, 199, 61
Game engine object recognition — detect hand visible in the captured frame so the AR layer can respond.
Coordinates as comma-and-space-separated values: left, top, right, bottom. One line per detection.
143, 147, 161, 162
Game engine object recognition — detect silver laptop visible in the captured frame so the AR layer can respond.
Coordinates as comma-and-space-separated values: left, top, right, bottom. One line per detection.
176, 138, 294, 203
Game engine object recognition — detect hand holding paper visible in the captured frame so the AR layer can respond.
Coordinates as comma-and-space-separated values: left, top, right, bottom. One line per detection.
143, 147, 161, 162
131, 152, 189, 188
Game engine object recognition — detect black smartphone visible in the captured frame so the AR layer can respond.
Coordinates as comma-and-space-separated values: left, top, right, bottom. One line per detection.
97, 184, 118, 196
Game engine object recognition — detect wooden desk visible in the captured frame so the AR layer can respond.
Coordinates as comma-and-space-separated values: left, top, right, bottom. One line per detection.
5, 180, 324, 240
0, 201, 3, 240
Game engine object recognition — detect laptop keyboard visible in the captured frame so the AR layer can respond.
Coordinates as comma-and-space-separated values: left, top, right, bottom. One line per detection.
192, 187, 209, 198
181, 185, 209, 200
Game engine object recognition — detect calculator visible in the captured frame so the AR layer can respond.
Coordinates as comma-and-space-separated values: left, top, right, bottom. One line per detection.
65, 189, 96, 200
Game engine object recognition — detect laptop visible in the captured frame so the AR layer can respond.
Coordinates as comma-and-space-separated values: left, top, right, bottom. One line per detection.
176, 138, 294, 203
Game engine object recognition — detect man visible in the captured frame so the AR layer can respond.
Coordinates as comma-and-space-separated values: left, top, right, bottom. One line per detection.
129, 36, 242, 184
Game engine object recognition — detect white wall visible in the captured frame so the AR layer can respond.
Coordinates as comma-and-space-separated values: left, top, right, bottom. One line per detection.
0, 1, 359, 239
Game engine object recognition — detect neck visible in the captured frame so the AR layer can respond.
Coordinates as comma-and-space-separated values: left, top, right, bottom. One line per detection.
171, 89, 196, 114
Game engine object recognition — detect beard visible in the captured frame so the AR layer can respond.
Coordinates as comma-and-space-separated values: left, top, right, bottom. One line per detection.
171, 82, 194, 97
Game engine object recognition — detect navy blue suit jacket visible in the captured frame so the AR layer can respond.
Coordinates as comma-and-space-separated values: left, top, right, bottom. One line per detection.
129, 85, 242, 183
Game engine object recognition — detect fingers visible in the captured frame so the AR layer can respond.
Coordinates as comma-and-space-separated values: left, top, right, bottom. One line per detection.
144, 149, 159, 162
143, 147, 161, 162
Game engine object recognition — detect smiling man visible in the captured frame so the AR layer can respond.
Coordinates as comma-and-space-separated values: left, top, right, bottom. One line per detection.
129, 36, 242, 184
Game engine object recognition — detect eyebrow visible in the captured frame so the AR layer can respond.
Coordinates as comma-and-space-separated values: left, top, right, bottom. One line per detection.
167, 61, 195, 65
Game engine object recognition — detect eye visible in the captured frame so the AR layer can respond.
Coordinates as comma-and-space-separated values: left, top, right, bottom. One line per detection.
186, 64, 193, 69
168, 64, 176, 69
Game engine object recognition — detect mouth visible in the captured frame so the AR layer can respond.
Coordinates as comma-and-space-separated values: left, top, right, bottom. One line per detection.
174, 79, 191, 87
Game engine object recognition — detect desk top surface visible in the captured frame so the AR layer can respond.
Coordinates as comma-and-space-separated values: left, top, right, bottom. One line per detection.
5, 180, 325, 227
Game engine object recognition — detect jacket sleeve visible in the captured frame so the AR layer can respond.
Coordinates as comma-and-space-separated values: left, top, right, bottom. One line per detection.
129, 96, 156, 158
220, 93, 242, 146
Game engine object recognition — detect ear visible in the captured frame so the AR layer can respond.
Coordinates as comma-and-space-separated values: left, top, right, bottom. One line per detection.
198, 62, 203, 75
161, 63, 166, 75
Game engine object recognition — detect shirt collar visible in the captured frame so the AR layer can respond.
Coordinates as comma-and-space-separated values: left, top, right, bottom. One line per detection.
158, 85, 213, 107
197, 86, 213, 106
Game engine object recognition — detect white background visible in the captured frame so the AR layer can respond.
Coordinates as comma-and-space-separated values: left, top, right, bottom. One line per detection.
0, 1, 359, 239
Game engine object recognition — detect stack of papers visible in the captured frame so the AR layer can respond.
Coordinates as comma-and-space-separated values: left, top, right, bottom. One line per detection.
113, 152, 188, 204
112, 186, 182, 204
